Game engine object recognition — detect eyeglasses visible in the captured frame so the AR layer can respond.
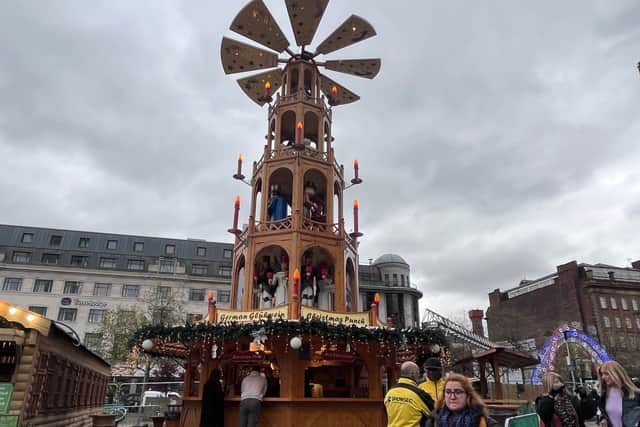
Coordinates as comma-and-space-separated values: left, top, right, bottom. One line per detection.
444, 389, 466, 397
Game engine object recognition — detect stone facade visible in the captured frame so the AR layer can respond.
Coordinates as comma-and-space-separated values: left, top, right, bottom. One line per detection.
486, 260, 640, 376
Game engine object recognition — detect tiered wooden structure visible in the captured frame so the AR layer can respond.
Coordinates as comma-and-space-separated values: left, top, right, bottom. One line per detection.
135, 2, 443, 426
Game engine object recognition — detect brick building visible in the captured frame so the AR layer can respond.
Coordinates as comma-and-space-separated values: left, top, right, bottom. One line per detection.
486, 260, 640, 376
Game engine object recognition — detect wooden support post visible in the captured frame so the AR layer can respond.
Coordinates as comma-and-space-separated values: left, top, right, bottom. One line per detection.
208, 301, 217, 324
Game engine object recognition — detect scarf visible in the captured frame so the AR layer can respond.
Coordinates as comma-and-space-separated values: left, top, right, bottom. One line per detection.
439, 405, 484, 427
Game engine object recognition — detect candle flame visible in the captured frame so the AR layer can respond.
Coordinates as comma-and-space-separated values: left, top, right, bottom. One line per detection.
297, 121, 303, 129
293, 268, 301, 280
265, 81, 271, 90
353, 200, 359, 208
374, 293, 380, 304
208, 291, 214, 301
354, 159, 359, 167
235, 196, 241, 205
238, 153, 243, 161
331, 85, 337, 95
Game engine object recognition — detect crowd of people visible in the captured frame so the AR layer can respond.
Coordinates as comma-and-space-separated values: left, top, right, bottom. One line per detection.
383, 358, 640, 427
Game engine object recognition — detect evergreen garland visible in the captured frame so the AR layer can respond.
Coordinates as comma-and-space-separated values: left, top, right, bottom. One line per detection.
130, 317, 446, 351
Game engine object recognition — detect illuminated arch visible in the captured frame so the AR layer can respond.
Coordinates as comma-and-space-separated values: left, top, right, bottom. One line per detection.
531, 325, 613, 384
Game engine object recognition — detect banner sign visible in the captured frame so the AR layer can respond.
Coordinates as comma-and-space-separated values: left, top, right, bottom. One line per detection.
216, 307, 288, 323
231, 351, 265, 363
321, 350, 356, 362
301, 307, 369, 327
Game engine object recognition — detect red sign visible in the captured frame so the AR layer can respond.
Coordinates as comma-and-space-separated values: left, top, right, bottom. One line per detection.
321, 350, 356, 363
231, 351, 265, 363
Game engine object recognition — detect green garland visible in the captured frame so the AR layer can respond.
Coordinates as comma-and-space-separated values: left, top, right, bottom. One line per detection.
130, 317, 446, 350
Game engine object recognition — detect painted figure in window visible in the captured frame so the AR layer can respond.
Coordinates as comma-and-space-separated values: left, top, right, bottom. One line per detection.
300, 257, 319, 307
303, 181, 325, 222
273, 254, 288, 306
316, 261, 334, 311
267, 186, 288, 221
255, 257, 275, 308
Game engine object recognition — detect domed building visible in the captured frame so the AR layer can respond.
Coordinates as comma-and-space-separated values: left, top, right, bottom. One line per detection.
358, 253, 422, 328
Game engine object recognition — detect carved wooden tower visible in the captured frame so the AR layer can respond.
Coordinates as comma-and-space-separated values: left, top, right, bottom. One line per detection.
221, 0, 381, 319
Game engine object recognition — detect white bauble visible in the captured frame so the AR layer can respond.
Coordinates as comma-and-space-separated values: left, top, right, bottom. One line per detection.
142, 339, 154, 351
289, 336, 302, 350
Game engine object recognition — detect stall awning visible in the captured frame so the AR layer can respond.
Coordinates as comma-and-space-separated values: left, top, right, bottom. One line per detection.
454, 347, 539, 370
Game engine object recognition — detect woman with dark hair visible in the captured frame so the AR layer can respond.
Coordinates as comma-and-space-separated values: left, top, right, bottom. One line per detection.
435, 373, 491, 427
200, 368, 224, 427
598, 361, 640, 427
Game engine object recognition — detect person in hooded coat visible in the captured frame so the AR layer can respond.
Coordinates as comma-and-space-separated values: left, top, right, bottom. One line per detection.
200, 368, 225, 427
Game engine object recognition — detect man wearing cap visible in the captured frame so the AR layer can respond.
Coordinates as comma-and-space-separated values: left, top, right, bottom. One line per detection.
419, 357, 444, 402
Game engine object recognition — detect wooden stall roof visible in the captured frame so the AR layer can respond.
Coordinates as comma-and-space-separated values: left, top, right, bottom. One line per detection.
454, 347, 539, 369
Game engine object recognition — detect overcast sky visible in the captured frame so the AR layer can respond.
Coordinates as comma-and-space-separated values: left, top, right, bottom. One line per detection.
1, 1, 639, 322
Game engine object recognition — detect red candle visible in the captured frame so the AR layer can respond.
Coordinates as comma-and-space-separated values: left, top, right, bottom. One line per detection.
374, 293, 380, 318
293, 268, 300, 295
232, 196, 240, 230
295, 121, 303, 147
354, 159, 359, 180
353, 200, 359, 233
265, 81, 271, 97
236, 153, 243, 176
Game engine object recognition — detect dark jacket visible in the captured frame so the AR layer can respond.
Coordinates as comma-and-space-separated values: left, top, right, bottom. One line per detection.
598, 387, 640, 427
200, 376, 225, 427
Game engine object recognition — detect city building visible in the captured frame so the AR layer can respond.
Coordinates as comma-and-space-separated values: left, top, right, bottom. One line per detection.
486, 260, 640, 377
0, 225, 422, 348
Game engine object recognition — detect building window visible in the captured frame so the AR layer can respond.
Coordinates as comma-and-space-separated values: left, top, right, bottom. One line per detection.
84, 333, 102, 350
33, 280, 53, 293
78, 237, 90, 248
626, 317, 633, 329
401, 275, 405, 286
611, 297, 618, 310
12, 251, 31, 264
165, 244, 175, 255
21, 233, 34, 243
218, 266, 232, 278
70, 255, 89, 267
41, 253, 59, 265
192, 264, 208, 275
608, 336, 616, 349
392, 274, 398, 286
49, 235, 63, 246
2, 278, 22, 291
133, 242, 144, 252
619, 335, 627, 349
615, 317, 622, 328
99, 257, 117, 269
122, 285, 140, 298
197, 247, 207, 257
634, 299, 639, 311
160, 259, 175, 273
28, 306, 47, 316
223, 249, 232, 259
600, 296, 607, 309
603, 316, 611, 328
106, 240, 118, 250
186, 313, 203, 324
157, 286, 171, 301
190, 289, 206, 301
57, 308, 77, 322
93, 283, 112, 297
622, 298, 629, 310
63, 281, 82, 294
127, 259, 145, 271
88, 309, 106, 323
384, 274, 390, 285
217, 290, 230, 303
636, 317, 640, 329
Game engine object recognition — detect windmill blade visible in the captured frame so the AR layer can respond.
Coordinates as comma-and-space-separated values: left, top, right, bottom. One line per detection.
315, 15, 376, 56
237, 68, 283, 106
319, 74, 360, 106
324, 59, 381, 79
221, 37, 279, 75
230, 0, 290, 53
285, 0, 329, 47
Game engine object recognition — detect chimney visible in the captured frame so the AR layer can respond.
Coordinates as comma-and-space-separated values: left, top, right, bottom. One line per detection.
468, 309, 485, 337
632, 260, 640, 270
